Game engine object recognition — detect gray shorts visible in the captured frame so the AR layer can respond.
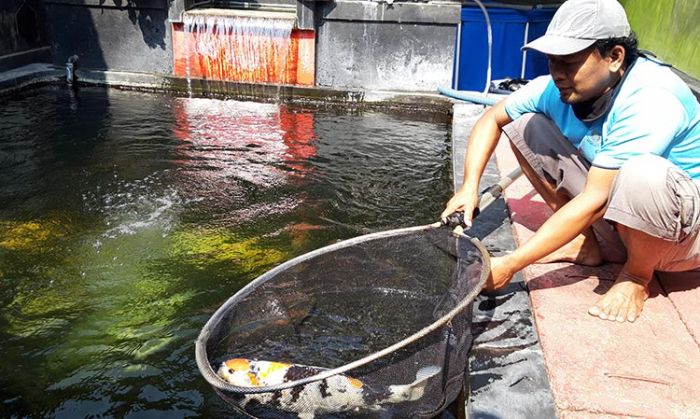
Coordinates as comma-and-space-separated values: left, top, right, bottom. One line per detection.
502, 113, 700, 273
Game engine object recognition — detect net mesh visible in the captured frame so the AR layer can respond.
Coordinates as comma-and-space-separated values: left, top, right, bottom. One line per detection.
196, 225, 489, 418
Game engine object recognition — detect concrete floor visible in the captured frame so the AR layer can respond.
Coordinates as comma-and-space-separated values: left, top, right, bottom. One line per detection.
492, 134, 700, 418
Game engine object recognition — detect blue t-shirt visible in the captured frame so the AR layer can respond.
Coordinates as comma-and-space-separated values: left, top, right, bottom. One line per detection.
504, 57, 700, 181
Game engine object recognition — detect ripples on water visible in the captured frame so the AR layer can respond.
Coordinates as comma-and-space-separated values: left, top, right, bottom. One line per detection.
0, 86, 452, 417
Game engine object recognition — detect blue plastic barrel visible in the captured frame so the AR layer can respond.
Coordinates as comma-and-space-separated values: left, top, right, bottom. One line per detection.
524, 8, 557, 79
455, 6, 557, 91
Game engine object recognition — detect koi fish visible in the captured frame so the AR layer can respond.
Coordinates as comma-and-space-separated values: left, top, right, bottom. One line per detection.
217, 358, 441, 419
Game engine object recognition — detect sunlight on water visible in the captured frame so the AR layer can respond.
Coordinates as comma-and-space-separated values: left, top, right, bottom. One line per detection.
0, 86, 451, 417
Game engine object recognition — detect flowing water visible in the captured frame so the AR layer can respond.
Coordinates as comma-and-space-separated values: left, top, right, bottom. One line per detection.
182, 13, 295, 86
0, 86, 453, 417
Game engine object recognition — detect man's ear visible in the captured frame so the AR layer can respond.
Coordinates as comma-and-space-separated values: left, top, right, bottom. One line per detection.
608, 45, 626, 72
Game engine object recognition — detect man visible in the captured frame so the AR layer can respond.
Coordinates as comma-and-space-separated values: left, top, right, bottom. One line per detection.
441, 0, 700, 323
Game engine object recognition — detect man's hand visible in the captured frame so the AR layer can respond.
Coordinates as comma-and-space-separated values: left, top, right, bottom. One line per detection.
504, 167, 618, 270
440, 100, 512, 227
484, 255, 518, 291
440, 189, 478, 227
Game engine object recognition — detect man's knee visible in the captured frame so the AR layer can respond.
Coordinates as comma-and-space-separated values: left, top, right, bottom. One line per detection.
615, 154, 673, 192
503, 113, 591, 197
504, 113, 559, 151
609, 154, 700, 241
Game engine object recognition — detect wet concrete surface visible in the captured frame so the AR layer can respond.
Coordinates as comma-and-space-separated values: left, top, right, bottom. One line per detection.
0, 63, 61, 96
451, 103, 556, 418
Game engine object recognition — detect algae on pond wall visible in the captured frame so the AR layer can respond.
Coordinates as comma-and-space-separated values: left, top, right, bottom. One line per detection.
620, 0, 700, 79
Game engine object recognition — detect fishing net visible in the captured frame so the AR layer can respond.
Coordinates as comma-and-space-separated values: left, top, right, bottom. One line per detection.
196, 225, 489, 418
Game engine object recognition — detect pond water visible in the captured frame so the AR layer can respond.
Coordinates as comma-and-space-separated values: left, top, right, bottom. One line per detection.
0, 86, 453, 418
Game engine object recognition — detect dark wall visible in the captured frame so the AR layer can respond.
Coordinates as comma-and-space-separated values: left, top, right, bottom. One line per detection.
0, 0, 47, 56
43, 0, 173, 74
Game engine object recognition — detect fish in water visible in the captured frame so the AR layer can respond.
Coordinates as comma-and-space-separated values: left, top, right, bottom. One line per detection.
216, 358, 441, 419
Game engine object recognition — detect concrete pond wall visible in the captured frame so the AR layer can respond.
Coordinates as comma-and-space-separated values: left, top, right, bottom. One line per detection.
43, 0, 173, 74
29, 0, 463, 93
5, 1, 698, 93
315, 1, 459, 92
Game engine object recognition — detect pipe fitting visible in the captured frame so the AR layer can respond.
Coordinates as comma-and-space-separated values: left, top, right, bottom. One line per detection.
66, 55, 78, 85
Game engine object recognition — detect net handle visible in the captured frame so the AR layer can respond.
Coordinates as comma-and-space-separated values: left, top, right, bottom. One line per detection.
195, 225, 490, 394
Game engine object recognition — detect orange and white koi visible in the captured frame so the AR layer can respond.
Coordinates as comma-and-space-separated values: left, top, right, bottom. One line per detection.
217, 358, 441, 419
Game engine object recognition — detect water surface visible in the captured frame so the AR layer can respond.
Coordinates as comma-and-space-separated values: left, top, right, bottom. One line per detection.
0, 86, 452, 417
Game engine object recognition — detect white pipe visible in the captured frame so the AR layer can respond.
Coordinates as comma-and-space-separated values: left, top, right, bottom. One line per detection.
471, 0, 493, 95
454, 21, 462, 89
521, 21, 530, 79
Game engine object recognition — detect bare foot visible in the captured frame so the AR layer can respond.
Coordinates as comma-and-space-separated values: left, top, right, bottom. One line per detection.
536, 232, 602, 266
588, 275, 649, 322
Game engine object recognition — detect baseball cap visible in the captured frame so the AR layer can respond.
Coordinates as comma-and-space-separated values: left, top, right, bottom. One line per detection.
522, 0, 631, 56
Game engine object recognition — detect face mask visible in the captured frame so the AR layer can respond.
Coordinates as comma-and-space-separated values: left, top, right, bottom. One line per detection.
572, 87, 617, 123
572, 57, 637, 123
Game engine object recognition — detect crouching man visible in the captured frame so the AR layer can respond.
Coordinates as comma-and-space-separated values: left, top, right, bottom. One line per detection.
442, 0, 700, 322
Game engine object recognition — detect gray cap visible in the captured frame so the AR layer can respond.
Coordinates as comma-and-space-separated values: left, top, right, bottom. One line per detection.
523, 0, 631, 56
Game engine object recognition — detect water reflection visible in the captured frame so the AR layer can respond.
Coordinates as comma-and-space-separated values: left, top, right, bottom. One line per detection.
0, 86, 451, 417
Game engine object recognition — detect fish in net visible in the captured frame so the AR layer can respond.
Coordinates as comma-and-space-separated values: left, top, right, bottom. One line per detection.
196, 224, 490, 418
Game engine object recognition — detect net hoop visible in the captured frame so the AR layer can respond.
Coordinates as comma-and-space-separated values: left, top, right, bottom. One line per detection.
195, 224, 490, 394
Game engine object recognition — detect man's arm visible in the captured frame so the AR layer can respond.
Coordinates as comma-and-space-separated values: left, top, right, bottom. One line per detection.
490, 166, 618, 287
441, 99, 513, 225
